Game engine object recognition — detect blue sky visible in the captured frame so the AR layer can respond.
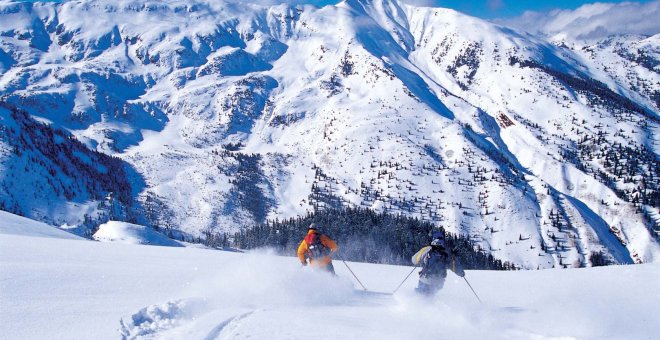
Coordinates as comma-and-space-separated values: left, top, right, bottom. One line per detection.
24, 0, 658, 19
308, 0, 656, 18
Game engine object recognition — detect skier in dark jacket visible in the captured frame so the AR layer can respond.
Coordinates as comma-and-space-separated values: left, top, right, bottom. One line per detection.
411, 231, 464, 295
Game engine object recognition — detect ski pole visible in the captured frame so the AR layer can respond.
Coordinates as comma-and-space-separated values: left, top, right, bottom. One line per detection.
391, 265, 418, 294
463, 276, 482, 303
337, 254, 368, 291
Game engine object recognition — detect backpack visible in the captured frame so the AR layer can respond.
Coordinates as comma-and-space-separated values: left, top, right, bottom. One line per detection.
305, 232, 329, 259
420, 247, 448, 277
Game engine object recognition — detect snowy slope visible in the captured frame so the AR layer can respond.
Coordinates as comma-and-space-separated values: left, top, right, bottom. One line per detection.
93, 220, 183, 247
1, 212, 659, 339
495, 2, 660, 113
0, 0, 658, 268
0, 209, 83, 239
556, 34, 660, 113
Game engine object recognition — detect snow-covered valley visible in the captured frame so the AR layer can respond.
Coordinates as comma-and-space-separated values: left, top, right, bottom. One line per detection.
1, 211, 659, 339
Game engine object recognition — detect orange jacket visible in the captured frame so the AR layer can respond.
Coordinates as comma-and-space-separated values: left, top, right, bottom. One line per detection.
297, 230, 338, 267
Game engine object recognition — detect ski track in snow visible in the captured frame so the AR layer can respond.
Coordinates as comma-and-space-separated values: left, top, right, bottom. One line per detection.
204, 311, 257, 340
120, 290, 400, 339
120, 298, 208, 339
119, 297, 259, 340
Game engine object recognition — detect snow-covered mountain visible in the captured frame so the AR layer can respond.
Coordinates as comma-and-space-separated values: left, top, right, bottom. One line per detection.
0, 0, 658, 269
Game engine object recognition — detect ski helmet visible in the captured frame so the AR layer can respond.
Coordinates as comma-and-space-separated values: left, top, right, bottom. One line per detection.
430, 231, 445, 247
308, 223, 317, 230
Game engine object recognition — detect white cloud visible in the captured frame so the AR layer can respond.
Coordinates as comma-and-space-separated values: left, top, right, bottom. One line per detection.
487, 0, 505, 11
495, 1, 660, 41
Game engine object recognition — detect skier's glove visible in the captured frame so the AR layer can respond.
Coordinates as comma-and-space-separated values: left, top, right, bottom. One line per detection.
457, 269, 465, 277
301, 261, 307, 266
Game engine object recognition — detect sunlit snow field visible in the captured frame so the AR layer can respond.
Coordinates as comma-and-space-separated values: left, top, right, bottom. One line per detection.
0, 211, 658, 339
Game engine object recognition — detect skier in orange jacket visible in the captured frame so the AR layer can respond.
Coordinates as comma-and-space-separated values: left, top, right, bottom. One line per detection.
297, 223, 338, 274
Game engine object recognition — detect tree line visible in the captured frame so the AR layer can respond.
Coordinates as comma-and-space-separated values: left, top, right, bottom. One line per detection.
231, 207, 516, 270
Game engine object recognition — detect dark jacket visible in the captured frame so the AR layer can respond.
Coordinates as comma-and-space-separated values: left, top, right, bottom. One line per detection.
412, 245, 464, 280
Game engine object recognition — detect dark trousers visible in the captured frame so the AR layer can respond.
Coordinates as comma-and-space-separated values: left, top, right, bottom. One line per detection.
415, 277, 445, 295
322, 262, 336, 275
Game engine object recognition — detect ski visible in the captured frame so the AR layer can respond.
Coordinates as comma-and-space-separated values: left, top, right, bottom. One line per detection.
354, 290, 393, 297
